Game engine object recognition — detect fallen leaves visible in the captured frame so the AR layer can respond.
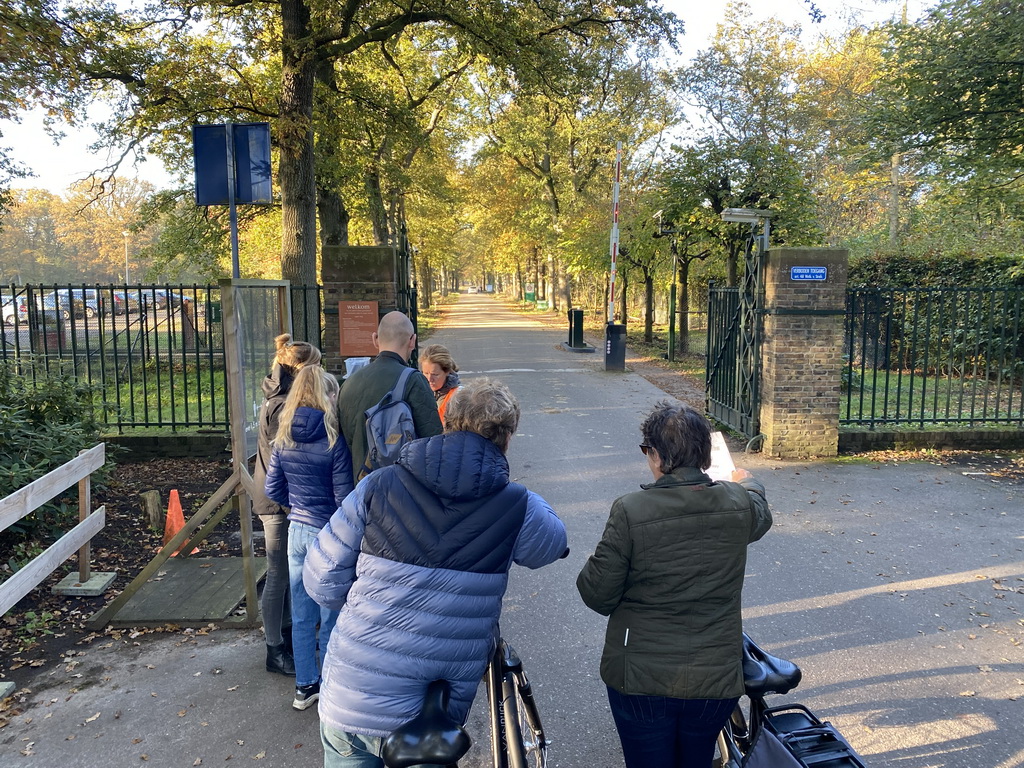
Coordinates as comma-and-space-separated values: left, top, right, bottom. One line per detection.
0, 458, 235, 677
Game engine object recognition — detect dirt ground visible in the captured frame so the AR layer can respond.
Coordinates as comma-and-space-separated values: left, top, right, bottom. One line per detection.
2, 302, 1021, 716
0, 457, 240, 691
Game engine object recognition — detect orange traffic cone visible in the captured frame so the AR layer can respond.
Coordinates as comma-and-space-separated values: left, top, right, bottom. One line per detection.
162, 489, 198, 556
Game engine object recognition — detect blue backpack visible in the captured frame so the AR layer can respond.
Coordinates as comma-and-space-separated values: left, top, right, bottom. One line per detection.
361, 366, 417, 479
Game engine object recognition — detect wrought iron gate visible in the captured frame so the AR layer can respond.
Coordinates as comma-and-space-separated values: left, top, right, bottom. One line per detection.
705, 231, 767, 439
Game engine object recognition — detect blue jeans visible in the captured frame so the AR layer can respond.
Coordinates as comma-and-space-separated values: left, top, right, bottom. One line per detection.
288, 521, 339, 687
320, 723, 384, 768
607, 686, 738, 768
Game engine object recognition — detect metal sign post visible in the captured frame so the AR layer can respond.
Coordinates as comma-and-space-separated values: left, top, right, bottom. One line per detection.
605, 142, 626, 371
607, 142, 622, 323
225, 122, 240, 278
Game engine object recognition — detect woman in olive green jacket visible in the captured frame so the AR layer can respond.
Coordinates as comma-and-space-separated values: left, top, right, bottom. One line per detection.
577, 401, 771, 768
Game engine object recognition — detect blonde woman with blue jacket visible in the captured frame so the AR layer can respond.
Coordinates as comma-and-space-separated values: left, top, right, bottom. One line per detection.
265, 366, 354, 711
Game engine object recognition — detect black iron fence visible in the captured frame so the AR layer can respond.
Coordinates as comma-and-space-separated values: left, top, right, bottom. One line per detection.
1, 284, 323, 432
843, 287, 1024, 428
7, 283, 1022, 432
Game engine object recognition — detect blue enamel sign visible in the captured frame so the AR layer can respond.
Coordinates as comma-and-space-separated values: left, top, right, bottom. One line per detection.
193, 123, 272, 206
790, 266, 827, 281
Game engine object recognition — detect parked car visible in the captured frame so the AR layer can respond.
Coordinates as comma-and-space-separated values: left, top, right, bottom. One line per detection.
133, 289, 179, 311
38, 293, 72, 320
46, 288, 103, 318
110, 290, 141, 314
153, 289, 185, 309
2, 294, 29, 326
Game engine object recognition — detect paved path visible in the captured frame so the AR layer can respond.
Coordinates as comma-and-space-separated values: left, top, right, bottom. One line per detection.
4, 294, 1021, 768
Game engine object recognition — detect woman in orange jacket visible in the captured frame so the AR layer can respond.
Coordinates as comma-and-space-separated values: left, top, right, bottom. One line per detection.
419, 344, 461, 425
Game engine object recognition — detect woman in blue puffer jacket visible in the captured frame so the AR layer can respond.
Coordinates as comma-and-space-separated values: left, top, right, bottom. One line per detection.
265, 365, 354, 712
303, 378, 567, 768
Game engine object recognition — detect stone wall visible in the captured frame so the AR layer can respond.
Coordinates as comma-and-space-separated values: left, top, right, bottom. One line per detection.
105, 434, 230, 461
840, 428, 1024, 453
759, 248, 849, 459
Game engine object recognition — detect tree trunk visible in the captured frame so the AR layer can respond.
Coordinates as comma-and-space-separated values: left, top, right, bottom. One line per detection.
314, 63, 349, 253
889, 152, 900, 246
603, 273, 609, 324
529, 247, 538, 300
316, 187, 349, 250
678, 258, 691, 355
279, 0, 317, 291
560, 260, 572, 310
365, 167, 390, 246
416, 250, 432, 309
644, 271, 654, 343
547, 253, 557, 311
614, 268, 622, 325
727, 242, 740, 287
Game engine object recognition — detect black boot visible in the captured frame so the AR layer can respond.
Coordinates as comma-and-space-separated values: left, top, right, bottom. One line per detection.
266, 643, 295, 676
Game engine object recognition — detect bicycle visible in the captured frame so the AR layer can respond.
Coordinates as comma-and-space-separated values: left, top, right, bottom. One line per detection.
383, 632, 548, 768
716, 634, 867, 768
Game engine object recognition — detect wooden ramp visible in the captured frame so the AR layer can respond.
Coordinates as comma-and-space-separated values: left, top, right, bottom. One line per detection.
102, 557, 267, 628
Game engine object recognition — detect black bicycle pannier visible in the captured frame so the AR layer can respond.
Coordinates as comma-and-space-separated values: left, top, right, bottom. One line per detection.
742, 704, 867, 768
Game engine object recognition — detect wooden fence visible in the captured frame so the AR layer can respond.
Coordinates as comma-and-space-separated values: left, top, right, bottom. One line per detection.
0, 444, 109, 616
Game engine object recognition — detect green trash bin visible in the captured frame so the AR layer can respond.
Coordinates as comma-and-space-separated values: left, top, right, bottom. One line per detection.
568, 309, 584, 348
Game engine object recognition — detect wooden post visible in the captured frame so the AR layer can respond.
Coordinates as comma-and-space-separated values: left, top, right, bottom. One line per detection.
77, 462, 92, 583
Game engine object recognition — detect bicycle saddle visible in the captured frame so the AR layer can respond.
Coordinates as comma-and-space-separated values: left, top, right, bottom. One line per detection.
383, 680, 472, 768
741, 633, 802, 697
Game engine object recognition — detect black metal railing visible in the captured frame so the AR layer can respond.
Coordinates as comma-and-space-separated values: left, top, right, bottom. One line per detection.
1, 283, 324, 432
706, 286, 744, 434
843, 286, 1024, 428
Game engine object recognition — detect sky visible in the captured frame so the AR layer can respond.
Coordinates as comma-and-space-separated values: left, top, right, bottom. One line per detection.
0, 0, 925, 195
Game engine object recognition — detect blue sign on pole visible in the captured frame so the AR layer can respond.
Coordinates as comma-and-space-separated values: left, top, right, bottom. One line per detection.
790, 266, 828, 281
192, 123, 272, 206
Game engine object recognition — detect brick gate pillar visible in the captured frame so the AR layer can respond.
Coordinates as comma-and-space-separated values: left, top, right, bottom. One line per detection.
321, 245, 399, 378
759, 248, 849, 459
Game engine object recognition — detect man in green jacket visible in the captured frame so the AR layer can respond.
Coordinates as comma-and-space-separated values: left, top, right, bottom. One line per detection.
337, 311, 442, 484
577, 401, 771, 768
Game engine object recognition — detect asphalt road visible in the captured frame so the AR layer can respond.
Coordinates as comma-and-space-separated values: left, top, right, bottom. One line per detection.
3, 293, 1021, 768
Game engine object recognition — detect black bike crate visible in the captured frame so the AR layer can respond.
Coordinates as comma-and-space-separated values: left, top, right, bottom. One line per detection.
744, 704, 867, 768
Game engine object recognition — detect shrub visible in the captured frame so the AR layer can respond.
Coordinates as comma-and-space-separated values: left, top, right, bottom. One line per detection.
0, 358, 109, 574
849, 250, 1024, 288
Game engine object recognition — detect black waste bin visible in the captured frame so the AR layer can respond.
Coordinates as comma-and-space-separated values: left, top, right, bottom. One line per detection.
605, 323, 626, 371
567, 309, 584, 348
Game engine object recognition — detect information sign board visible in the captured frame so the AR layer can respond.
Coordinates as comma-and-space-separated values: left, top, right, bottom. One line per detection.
338, 301, 379, 357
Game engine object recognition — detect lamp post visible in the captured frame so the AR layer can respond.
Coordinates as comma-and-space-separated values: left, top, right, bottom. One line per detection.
122, 231, 130, 285
720, 208, 772, 251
